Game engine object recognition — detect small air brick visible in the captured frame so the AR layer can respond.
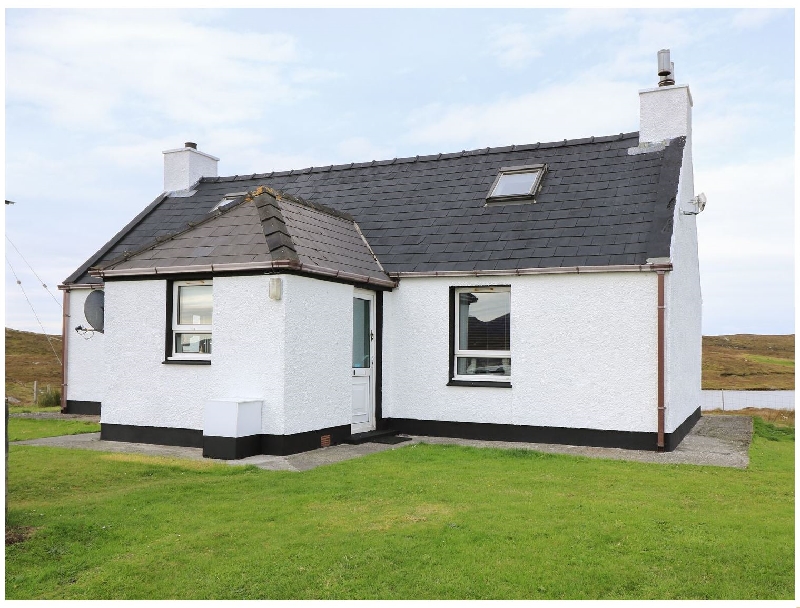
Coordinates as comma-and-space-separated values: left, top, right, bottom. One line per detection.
320, 434, 331, 448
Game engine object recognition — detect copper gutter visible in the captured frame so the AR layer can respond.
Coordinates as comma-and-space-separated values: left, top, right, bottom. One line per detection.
657, 271, 666, 450
60, 288, 69, 413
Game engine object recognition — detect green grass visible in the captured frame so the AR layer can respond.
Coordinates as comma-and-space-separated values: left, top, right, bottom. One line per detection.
752, 417, 794, 442
5, 419, 793, 600
7, 406, 61, 415
747, 354, 795, 368
7, 418, 100, 442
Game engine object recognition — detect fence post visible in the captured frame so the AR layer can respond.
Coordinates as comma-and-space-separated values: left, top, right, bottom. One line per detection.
33, 381, 38, 405
721, 389, 725, 411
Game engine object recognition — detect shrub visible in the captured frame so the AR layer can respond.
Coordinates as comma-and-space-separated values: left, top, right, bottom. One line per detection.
37, 389, 61, 408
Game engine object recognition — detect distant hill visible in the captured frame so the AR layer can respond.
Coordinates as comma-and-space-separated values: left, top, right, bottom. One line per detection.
5, 328, 63, 406
703, 334, 794, 390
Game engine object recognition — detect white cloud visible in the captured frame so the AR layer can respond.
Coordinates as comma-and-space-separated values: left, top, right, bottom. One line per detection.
6, 10, 304, 130
335, 137, 396, 165
696, 156, 794, 262
403, 76, 639, 150
729, 9, 784, 31
696, 155, 794, 333
488, 24, 542, 69
487, 9, 644, 71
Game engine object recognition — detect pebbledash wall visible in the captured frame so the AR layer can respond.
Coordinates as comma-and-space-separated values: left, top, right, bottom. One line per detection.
650, 84, 702, 436
100, 273, 354, 450
382, 272, 669, 440
64, 287, 105, 414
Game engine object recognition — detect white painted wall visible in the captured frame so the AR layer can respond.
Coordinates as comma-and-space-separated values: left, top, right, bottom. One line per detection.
664, 175, 702, 432
382, 272, 660, 433
102, 279, 212, 429
639, 82, 702, 433
65, 287, 105, 403
282, 275, 353, 434
101, 273, 352, 436
212, 274, 285, 435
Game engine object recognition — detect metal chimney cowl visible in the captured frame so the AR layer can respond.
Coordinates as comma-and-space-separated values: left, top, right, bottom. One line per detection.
658, 49, 675, 87
162, 143, 220, 192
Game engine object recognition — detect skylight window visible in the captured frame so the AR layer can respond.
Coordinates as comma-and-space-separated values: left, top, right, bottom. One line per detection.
486, 164, 546, 203
210, 192, 247, 212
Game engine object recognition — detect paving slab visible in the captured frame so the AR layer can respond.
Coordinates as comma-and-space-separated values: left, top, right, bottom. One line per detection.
412, 416, 752, 469
10, 415, 753, 470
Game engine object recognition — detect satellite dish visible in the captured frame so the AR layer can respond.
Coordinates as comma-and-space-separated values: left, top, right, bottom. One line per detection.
84, 290, 105, 333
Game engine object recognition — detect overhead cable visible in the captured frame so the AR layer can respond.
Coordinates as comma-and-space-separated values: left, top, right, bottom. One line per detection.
6, 258, 62, 366
5, 235, 62, 310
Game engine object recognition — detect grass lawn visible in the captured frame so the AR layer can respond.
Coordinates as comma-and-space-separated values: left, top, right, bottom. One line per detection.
5, 419, 793, 600
7, 418, 101, 442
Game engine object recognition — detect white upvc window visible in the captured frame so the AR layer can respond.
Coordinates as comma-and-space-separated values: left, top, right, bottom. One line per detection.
171, 280, 212, 360
453, 286, 511, 381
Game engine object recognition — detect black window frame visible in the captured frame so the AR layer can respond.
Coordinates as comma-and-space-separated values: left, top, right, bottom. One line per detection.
163, 278, 213, 365
447, 285, 512, 388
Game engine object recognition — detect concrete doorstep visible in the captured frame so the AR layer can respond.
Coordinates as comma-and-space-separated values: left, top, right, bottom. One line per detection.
10, 415, 752, 471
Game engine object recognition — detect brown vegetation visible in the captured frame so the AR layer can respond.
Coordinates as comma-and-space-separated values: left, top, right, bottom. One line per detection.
5, 526, 35, 546
702, 334, 794, 390
705, 407, 794, 427
5, 328, 63, 407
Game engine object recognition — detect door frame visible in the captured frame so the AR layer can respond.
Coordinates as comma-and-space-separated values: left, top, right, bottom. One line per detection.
351, 288, 377, 433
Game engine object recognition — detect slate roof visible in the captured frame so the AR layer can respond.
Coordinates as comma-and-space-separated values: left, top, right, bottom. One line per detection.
66, 132, 685, 285
95, 188, 391, 286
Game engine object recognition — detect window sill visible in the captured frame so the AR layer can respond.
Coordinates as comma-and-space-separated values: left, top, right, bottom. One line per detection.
163, 359, 211, 365
447, 380, 512, 388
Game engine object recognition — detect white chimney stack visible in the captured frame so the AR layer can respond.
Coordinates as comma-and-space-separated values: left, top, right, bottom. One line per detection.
639, 49, 692, 145
638, 49, 695, 215
162, 142, 219, 192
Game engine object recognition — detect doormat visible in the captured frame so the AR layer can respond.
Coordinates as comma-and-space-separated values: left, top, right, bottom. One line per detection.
369, 435, 412, 445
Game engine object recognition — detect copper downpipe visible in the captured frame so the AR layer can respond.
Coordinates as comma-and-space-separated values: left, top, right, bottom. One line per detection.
60, 289, 69, 413
657, 271, 666, 450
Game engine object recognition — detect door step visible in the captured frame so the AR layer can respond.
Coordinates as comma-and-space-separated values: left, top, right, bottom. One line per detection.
345, 429, 398, 445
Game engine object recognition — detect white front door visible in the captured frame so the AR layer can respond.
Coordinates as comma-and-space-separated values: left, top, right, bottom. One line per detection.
351, 290, 375, 433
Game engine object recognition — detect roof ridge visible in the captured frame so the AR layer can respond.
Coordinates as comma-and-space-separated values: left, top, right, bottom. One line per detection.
202, 131, 641, 182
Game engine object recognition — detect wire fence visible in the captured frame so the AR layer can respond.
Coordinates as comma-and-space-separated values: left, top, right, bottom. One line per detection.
701, 390, 795, 411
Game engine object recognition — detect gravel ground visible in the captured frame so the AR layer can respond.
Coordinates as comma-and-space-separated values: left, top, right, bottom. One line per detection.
10, 415, 752, 470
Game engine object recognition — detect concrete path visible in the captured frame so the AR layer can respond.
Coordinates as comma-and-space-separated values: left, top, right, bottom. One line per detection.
11, 415, 753, 471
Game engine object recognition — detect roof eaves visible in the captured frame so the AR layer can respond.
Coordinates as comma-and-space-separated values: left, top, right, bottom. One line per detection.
90, 259, 397, 288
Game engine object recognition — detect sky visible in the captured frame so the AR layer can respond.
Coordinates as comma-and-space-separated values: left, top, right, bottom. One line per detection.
4, 8, 795, 336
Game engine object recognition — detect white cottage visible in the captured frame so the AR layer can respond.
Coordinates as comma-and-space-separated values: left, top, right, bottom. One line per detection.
59, 52, 703, 459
